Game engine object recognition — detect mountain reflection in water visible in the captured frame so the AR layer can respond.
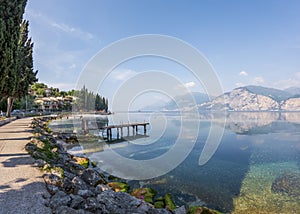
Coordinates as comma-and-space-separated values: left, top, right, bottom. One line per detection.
49, 112, 300, 213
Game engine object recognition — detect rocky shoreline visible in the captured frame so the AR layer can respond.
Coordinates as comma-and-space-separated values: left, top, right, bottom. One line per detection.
25, 116, 220, 214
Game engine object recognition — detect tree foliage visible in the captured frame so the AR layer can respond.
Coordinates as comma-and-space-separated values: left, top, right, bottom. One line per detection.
0, 0, 27, 98
0, 0, 38, 117
74, 86, 108, 112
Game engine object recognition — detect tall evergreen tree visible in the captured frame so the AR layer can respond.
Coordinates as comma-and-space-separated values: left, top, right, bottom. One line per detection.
0, 0, 27, 98
6, 20, 38, 116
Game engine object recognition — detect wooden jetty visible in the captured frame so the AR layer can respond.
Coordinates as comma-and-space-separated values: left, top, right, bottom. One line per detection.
80, 119, 150, 141
102, 122, 150, 141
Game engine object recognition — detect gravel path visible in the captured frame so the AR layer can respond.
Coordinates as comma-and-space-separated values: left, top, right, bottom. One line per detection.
0, 117, 51, 214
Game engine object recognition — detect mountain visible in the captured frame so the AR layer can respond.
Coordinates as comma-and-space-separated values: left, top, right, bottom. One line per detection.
199, 86, 300, 111
143, 92, 210, 111
244, 85, 292, 102
284, 87, 300, 96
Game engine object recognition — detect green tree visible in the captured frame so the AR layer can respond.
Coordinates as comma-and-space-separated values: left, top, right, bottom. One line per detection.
0, 0, 27, 98
6, 20, 38, 116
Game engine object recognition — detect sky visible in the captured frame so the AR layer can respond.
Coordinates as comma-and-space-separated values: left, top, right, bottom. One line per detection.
24, 0, 300, 109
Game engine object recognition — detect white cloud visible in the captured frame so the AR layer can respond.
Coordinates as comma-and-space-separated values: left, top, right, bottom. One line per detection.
26, 9, 95, 42
51, 22, 94, 40
239, 70, 248, 76
252, 76, 265, 84
272, 72, 300, 89
184, 81, 196, 88
109, 69, 137, 81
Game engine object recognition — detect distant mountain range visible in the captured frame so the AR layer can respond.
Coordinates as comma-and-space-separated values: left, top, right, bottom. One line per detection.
199, 85, 300, 111
143, 85, 300, 111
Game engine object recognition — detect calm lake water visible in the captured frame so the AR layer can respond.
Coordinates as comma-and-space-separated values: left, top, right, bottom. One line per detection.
50, 112, 300, 213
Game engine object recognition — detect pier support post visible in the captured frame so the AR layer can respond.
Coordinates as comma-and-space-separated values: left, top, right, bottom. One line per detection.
82, 118, 88, 134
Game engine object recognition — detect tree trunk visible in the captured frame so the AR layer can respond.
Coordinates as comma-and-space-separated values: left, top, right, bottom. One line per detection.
6, 97, 14, 117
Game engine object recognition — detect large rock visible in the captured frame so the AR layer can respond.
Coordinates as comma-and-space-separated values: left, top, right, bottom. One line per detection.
49, 191, 71, 209
80, 168, 106, 187
25, 142, 37, 152
95, 189, 169, 214
72, 176, 88, 193
70, 194, 85, 209
43, 173, 62, 186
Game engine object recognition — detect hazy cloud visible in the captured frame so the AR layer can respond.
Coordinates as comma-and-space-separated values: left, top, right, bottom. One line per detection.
273, 72, 300, 89
239, 70, 248, 76
109, 69, 137, 81
184, 81, 196, 88
51, 22, 94, 40
252, 76, 265, 84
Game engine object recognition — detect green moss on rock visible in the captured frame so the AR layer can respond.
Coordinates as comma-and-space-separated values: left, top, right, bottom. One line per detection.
131, 188, 157, 203
164, 193, 176, 211
154, 197, 165, 208
108, 182, 130, 192
188, 206, 221, 214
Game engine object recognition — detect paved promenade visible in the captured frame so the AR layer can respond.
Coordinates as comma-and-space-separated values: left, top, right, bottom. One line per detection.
0, 117, 51, 214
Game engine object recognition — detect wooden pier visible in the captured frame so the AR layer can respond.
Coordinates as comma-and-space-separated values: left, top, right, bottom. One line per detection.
102, 122, 150, 141
80, 119, 150, 141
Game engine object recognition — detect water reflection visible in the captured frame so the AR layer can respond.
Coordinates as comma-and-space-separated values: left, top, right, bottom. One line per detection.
49, 112, 300, 213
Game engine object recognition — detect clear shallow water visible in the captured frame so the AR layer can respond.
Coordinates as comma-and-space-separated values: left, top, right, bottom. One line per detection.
50, 112, 300, 213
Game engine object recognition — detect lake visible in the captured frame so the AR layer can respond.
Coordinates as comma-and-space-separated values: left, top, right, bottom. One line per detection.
49, 112, 300, 213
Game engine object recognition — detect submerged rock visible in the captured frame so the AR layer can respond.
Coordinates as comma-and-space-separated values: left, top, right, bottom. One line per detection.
271, 172, 300, 197
188, 206, 221, 214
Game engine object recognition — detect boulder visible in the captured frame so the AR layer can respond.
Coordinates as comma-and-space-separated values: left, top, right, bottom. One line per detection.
25, 143, 37, 152
72, 176, 88, 193
43, 173, 62, 186
80, 168, 106, 186
77, 189, 95, 198
34, 159, 46, 167
70, 194, 85, 209
49, 191, 71, 209
62, 177, 74, 194
53, 206, 77, 214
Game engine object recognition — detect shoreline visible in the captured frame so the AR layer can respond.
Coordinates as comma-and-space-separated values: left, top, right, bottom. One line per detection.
26, 116, 221, 214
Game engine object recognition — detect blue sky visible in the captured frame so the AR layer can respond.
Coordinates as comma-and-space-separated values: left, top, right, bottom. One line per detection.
24, 0, 300, 104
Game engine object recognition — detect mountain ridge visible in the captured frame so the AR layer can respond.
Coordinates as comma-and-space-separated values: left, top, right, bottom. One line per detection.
199, 85, 300, 111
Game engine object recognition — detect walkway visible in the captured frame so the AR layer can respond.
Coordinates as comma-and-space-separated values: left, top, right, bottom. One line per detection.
0, 117, 51, 214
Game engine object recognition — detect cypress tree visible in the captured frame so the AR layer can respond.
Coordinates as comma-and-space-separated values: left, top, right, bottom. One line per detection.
0, 0, 27, 97
6, 20, 38, 116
